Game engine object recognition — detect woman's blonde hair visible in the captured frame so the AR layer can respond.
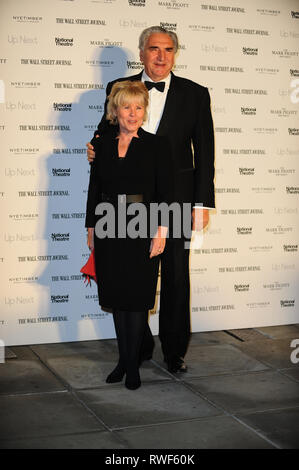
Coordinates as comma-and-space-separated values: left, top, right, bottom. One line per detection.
106, 80, 149, 125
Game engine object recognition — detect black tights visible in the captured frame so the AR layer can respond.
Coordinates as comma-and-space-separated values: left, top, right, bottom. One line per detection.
111, 309, 148, 388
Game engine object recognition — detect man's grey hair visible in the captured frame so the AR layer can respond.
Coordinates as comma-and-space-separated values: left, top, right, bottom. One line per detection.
138, 26, 179, 53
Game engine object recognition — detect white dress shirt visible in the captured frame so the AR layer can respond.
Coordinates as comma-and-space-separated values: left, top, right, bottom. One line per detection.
141, 71, 171, 134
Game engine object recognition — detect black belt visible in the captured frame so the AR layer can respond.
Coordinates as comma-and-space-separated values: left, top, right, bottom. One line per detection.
101, 193, 144, 203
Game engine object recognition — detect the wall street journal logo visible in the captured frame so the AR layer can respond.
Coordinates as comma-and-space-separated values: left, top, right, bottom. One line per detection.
227, 27, 268, 36
52, 212, 85, 220
55, 37, 74, 46
234, 284, 249, 292
53, 103, 72, 112
18, 254, 68, 262
128, 0, 145, 6
291, 11, 299, 18
237, 227, 252, 235
55, 82, 104, 90
242, 47, 258, 55
283, 244, 298, 252
223, 148, 265, 156
202, 4, 244, 13
53, 148, 86, 155
241, 107, 256, 115
56, 18, 106, 25
200, 65, 244, 73
51, 233, 70, 242
52, 274, 84, 282
51, 295, 69, 303
21, 58, 72, 66
280, 300, 295, 308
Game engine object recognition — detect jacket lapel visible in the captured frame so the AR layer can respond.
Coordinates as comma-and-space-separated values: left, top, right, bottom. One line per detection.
132, 70, 180, 136
156, 72, 180, 136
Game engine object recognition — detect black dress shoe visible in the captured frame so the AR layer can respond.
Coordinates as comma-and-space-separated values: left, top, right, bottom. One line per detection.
125, 370, 141, 390
166, 358, 188, 373
106, 363, 125, 383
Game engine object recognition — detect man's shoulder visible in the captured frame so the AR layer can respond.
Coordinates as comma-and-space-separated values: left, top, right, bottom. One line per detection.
171, 73, 208, 93
107, 73, 142, 88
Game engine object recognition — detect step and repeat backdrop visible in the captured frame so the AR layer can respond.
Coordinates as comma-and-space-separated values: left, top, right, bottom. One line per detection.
0, 0, 298, 346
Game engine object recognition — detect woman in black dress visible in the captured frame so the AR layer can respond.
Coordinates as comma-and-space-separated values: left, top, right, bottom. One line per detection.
85, 81, 173, 390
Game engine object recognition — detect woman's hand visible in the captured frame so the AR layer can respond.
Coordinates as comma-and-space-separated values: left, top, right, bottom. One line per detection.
149, 226, 168, 258
87, 227, 94, 250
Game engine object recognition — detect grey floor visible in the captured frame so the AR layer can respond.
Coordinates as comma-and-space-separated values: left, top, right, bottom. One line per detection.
1, 324, 299, 449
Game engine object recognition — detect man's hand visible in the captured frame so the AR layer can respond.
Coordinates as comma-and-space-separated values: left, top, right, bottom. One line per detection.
86, 135, 99, 163
192, 208, 209, 232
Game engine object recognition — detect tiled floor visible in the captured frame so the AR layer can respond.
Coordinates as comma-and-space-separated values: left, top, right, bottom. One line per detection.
1, 324, 299, 449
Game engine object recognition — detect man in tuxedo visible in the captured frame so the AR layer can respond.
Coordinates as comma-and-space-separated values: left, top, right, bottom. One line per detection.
86, 26, 215, 373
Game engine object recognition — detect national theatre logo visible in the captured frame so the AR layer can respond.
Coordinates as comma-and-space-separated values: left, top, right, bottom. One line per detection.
234, 284, 249, 292
242, 47, 258, 55
128, 0, 146, 6
52, 168, 71, 176
241, 107, 256, 115
280, 300, 295, 308
55, 37, 74, 46
51, 233, 70, 242
51, 295, 69, 303
53, 103, 72, 111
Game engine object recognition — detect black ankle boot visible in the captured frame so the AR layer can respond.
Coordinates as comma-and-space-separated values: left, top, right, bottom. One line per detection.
106, 362, 125, 383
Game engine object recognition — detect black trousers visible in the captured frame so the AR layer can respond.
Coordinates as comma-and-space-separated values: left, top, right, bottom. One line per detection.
140, 237, 191, 362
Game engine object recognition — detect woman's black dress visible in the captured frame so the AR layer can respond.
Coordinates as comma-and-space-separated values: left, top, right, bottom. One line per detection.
85, 126, 173, 311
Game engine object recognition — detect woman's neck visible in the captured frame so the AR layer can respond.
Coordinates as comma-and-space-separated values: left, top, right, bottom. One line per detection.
117, 130, 139, 158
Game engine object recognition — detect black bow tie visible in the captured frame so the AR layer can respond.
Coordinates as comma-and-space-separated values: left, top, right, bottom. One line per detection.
144, 81, 165, 92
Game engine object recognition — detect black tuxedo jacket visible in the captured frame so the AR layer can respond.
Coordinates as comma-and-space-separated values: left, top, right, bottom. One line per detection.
92, 71, 215, 208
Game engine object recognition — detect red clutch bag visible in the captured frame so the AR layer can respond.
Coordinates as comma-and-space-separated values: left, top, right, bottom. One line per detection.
80, 249, 97, 285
